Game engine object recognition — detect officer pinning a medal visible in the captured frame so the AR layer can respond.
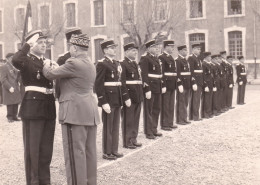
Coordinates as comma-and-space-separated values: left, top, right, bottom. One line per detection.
12, 30, 56, 185
236, 56, 247, 105
159, 40, 178, 131
121, 42, 143, 149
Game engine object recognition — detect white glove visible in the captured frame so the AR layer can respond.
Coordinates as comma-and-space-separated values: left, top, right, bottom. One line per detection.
192, 84, 198, 91
239, 81, 243, 85
145, 91, 151, 99
178, 85, 184, 93
205, 87, 209, 92
162, 87, 166, 94
9, 87, 14, 93
43, 59, 51, 66
26, 34, 39, 47
229, 84, 233, 88
213, 87, 217, 92
125, 99, 131, 107
102, 103, 111, 114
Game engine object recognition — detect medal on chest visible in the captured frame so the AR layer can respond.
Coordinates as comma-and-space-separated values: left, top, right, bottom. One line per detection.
153, 65, 155, 70
169, 64, 171, 68
132, 72, 134, 78
111, 71, 114, 78
138, 66, 142, 80
37, 70, 41, 79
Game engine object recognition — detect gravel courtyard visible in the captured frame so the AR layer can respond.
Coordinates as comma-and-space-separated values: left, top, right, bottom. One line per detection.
0, 85, 260, 185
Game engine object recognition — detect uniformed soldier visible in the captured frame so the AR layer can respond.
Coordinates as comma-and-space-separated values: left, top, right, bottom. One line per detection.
176, 45, 192, 125
43, 34, 100, 185
95, 39, 127, 160
121, 42, 143, 149
159, 40, 178, 131
236, 56, 247, 105
139, 39, 164, 139
55, 27, 82, 99
226, 56, 235, 109
12, 30, 56, 185
211, 55, 221, 116
188, 44, 203, 121
219, 51, 229, 112
201, 52, 214, 118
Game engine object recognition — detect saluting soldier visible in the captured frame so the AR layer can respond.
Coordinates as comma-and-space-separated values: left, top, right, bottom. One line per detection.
176, 45, 192, 125
12, 30, 56, 185
159, 40, 178, 131
139, 39, 164, 139
219, 51, 229, 112
226, 56, 235, 109
121, 42, 143, 149
211, 55, 221, 116
236, 56, 247, 105
201, 52, 214, 118
95, 39, 127, 160
188, 44, 203, 121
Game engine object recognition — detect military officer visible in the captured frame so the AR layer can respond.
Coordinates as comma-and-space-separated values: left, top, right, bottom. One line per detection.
121, 42, 143, 149
236, 56, 247, 105
188, 44, 203, 121
139, 39, 164, 139
219, 51, 229, 112
211, 55, 221, 116
159, 40, 178, 131
12, 30, 56, 185
176, 45, 192, 125
201, 52, 214, 118
55, 27, 82, 99
95, 39, 128, 160
226, 56, 235, 109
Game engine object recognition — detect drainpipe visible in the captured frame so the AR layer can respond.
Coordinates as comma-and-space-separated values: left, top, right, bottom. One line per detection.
254, 13, 257, 79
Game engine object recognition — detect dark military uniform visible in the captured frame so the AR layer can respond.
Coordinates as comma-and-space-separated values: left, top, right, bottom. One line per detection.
12, 43, 56, 185
159, 52, 177, 129
212, 62, 221, 115
188, 54, 203, 121
226, 62, 234, 108
236, 63, 247, 104
220, 60, 229, 111
139, 52, 163, 137
121, 57, 143, 147
176, 55, 192, 123
95, 56, 124, 156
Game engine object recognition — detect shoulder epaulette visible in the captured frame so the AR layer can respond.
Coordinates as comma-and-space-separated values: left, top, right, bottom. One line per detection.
119, 60, 124, 63
174, 57, 178, 60
98, 58, 105, 62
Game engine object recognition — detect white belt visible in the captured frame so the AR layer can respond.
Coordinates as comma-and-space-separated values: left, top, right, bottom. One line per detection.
240, 73, 246, 75
164, 72, 177, 76
25, 86, 53, 94
194, 70, 203, 73
126, 80, 142, 85
104, 82, 122, 86
148, 74, 163, 78
180, 72, 191, 76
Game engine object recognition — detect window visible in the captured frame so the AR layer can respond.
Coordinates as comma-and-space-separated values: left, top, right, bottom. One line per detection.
189, 33, 205, 53
15, 7, 25, 31
39, 4, 50, 29
153, 0, 168, 22
64, 2, 76, 28
228, 0, 242, 15
0, 9, 3, 33
190, 0, 203, 18
0, 43, 3, 59
94, 0, 104, 25
228, 31, 242, 58
122, 0, 135, 24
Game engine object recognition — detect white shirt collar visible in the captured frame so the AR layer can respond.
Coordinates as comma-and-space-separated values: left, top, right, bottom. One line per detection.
178, 54, 185, 59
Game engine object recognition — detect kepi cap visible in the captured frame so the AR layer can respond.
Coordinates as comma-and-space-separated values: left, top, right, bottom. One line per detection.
177, 45, 187, 51
220, 51, 227, 55
163, 40, 174, 48
191, 43, 201, 49
238, 56, 244, 60
211, 55, 218, 59
203, 52, 211, 58
124, 42, 138, 51
65, 27, 82, 41
70, 34, 90, 48
227, 55, 233, 59
145, 39, 157, 48
100, 39, 118, 50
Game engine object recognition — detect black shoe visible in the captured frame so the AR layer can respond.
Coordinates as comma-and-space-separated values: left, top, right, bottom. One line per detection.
112, 152, 124, 158
103, 154, 117, 160
8, 119, 14, 123
13, 117, 21, 121
184, 120, 191, 124
170, 125, 178, 129
177, 121, 188, 125
133, 142, 142, 147
161, 127, 172, 131
214, 113, 221, 116
125, 143, 136, 149
154, 132, 162, 137
229, 107, 235, 109
194, 118, 202, 121
146, 134, 156, 139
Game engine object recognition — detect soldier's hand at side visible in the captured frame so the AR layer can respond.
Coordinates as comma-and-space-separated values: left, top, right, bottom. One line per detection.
192, 84, 198, 91
229, 84, 233, 88
205, 87, 209, 92
9, 87, 14, 93
125, 99, 131, 107
26, 34, 39, 47
239, 81, 243, 85
213, 87, 217, 92
102, 104, 111, 114
145, 91, 151, 99
162, 87, 166, 94
178, 85, 184, 93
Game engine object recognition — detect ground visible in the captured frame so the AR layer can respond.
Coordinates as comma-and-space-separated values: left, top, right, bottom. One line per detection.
0, 85, 260, 185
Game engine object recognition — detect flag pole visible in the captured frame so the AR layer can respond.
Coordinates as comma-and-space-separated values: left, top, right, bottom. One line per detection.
21, 0, 32, 45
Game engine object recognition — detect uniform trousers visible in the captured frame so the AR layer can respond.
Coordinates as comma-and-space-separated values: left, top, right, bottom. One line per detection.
143, 93, 161, 136
22, 119, 56, 185
121, 103, 141, 147
237, 84, 246, 104
102, 107, 120, 154
201, 90, 213, 118
6, 104, 19, 120
62, 124, 97, 185
226, 87, 233, 107
176, 88, 191, 123
161, 90, 175, 128
222, 86, 228, 109
212, 90, 221, 114
190, 86, 202, 121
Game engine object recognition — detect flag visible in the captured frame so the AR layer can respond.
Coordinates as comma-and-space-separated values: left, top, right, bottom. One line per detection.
21, 0, 32, 44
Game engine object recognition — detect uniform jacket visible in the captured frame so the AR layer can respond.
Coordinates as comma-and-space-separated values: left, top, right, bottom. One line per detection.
0, 61, 22, 105
43, 53, 101, 126
95, 57, 124, 107
176, 55, 192, 89
188, 54, 203, 87
139, 52, 164, 94
159, 52, 177, 91
226, 63, 234, 85
236, 63, 247, 83
12, 43, 56, 120
211, 63, 221, 90
221, 60, 228, 87
121, 57, 143, 104
202, 61, 214, 89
